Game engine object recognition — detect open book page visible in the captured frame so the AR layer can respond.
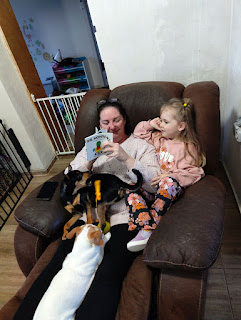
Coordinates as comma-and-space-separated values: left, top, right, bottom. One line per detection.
85, 128, 113, 161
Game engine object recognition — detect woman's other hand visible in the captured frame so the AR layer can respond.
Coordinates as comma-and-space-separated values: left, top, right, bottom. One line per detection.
150, 117, 161, 131
102, 141, 135, 170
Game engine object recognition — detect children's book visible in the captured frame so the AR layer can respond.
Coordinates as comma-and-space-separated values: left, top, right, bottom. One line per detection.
85, 128, 113, 161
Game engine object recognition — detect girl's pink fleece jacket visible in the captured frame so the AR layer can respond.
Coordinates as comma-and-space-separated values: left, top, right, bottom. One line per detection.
134, 121, 205, 188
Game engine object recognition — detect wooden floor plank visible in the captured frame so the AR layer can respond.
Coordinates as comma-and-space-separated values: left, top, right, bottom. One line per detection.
204, 268, 233, 320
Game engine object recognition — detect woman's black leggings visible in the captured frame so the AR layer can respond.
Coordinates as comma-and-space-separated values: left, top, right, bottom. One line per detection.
13, 221, 139, 320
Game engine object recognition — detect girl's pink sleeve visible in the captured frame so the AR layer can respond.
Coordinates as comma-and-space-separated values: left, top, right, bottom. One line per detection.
133, 121, 155, 145
170, 164, 205, 188
169, 144, 205, 187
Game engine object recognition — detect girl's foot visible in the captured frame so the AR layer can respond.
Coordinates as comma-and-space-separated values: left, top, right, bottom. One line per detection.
127, 230, 152, 252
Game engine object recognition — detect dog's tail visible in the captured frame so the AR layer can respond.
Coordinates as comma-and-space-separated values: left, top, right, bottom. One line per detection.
121, 169, 143, 192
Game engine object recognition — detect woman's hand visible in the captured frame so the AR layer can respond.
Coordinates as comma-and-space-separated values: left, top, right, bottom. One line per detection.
102, 141, 135, 170
151, 173, 168, 186
150, 117, 161, 131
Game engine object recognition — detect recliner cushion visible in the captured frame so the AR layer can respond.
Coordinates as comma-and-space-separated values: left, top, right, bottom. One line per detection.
14, 172, 70, 238
143, 175, 226, 272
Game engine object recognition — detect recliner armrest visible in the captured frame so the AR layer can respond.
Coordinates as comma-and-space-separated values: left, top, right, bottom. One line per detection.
143, 175, 225, 272
14, 172, 71, 238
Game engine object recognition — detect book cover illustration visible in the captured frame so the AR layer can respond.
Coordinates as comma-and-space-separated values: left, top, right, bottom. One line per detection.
85, 128, 113, 161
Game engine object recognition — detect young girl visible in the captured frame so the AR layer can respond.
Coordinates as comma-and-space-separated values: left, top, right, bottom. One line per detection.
125, 98, 206, 252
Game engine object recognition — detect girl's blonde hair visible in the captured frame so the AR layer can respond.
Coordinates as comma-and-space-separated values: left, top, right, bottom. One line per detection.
161, 98, 206, 167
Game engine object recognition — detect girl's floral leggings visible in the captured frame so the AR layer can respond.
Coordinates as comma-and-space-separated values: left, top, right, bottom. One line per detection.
124, 177, 183, 231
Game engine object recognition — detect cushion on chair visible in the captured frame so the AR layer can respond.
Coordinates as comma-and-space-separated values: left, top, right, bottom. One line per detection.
143, 175, 226, 272
74, 82, 185, 154
14, 172, 71, 238
110, 81, 185, 132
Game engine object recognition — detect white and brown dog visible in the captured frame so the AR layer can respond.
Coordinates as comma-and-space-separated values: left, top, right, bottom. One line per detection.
33, 224, 110, 320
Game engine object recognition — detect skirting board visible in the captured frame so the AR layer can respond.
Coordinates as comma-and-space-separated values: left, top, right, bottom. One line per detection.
222, 161, 241, 214
31, 155, 57, 176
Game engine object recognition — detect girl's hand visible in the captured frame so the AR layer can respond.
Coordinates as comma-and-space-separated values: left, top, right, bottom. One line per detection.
151, 173, 168, 186
150, 117, 161, 131
102, 141, 135, 169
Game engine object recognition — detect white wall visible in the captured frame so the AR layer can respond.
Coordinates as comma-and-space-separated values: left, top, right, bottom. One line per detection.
88, 0, 230, 111
10, 0, 104, 91
223, 0, 241, 210
0, 30, 55, 172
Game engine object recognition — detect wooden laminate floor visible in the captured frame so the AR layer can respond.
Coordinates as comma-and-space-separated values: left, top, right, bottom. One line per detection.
0, 157, 240, 319
204, 163, 241, 320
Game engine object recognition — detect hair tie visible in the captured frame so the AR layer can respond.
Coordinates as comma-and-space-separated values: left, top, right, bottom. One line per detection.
183, 103, 187, 107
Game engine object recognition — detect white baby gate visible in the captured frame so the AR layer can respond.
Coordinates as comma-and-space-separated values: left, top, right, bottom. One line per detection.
32, 92, 86, 155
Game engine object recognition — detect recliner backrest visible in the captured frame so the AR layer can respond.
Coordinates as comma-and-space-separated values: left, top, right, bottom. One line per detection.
75, 81, 220, 175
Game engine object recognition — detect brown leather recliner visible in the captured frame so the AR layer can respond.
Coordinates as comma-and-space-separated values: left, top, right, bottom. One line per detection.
0, 81, 225, 320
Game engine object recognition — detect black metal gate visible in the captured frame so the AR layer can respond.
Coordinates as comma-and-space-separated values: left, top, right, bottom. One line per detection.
0, 120, 33, 230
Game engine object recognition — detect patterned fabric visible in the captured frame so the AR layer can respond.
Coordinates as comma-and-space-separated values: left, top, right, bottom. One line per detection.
125, 177, 183, 231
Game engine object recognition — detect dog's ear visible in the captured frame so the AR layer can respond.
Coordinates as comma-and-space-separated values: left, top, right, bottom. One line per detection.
76, 171, 84, 181
88, 226, 104, 247
64, 203, 74, 213
73, 172, 91, 194
66, 225, 84, 239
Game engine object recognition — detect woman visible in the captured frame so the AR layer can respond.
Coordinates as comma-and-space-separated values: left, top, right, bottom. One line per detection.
13, 99, 160, 320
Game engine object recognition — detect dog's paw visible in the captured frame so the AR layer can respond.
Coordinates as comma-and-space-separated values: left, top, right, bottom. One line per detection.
64, 167, 69, 175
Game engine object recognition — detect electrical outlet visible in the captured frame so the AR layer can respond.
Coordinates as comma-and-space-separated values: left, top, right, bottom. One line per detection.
234, 117, 241, 142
